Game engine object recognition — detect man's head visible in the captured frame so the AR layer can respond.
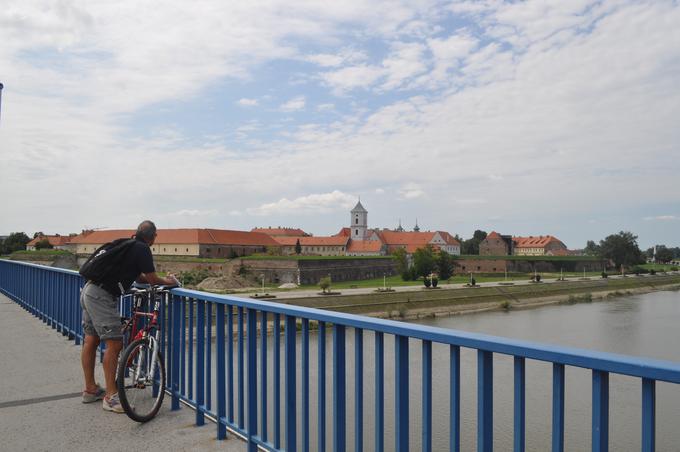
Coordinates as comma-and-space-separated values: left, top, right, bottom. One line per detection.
135, 220, 157, 244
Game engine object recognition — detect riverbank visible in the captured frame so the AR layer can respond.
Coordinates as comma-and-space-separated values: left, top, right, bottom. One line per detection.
269, 274, 680, 321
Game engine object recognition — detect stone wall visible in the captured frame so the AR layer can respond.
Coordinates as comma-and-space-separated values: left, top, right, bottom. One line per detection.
453, 258, 605, 273
239, 258, 398, 285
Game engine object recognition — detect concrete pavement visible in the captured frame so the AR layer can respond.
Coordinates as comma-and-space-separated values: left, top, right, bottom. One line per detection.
0, 293, 244, 452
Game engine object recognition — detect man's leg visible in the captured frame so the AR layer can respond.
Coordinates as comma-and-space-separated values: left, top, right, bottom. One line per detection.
103, 339, 123, 396
81, 334, 101, 392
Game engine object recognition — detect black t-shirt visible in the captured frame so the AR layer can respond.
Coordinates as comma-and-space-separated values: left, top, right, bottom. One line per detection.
103, 239, 155, 294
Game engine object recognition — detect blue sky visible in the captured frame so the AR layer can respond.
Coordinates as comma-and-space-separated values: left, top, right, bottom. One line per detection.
1, 0, 679, 250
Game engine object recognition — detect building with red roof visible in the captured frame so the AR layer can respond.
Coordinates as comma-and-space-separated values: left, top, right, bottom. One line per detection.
26, 234, 76, 251
251, 227, 308, 237
273, 236, 349, 256
69, 228, 280, 258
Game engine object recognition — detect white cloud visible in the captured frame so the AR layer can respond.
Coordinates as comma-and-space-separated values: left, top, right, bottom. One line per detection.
644, 215, 678, 221
237, 98, 258, 107
169, 209, 219, 217
375, 188, 385, 194
279, 96, 306, 112
305, 49, 367, 68
398, 183, 425, 200
246, 190, 356, 216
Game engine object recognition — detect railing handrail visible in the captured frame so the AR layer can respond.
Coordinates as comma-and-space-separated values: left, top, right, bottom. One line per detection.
170, 287, 680, 384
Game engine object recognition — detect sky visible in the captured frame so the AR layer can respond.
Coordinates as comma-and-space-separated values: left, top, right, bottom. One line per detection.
1, 0, 679, 250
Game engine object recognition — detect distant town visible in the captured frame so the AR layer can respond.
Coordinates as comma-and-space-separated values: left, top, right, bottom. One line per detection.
20, 201, 577, 260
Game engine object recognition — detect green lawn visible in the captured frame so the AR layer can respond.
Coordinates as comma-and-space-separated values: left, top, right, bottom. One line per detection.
639, 263, 678, 271
454, 254, 602, 261
245, 254, 394, 261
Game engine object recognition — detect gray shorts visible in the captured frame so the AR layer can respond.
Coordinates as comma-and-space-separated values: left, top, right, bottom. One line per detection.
80, 282, 123, 341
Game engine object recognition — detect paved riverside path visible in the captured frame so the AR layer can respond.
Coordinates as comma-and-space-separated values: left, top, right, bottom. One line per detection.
0, 293, 244, 452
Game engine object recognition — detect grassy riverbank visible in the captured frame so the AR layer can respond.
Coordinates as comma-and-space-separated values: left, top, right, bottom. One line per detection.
278, 274, 680, 320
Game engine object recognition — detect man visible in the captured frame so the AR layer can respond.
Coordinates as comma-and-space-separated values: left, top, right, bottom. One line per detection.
80, 220, 178, 413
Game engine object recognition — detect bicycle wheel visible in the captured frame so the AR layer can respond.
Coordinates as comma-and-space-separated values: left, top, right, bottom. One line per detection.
116, 338, 166, 422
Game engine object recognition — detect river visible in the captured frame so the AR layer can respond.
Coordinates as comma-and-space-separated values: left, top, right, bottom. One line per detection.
215, 289, 680, 451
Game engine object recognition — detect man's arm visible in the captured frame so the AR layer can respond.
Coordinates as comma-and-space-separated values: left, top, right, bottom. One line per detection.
138, 272, 178, 286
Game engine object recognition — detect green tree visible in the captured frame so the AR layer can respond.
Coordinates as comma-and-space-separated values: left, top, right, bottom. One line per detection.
2, 232, 30, 254
436, 250, 454, 280
295, 239, 302, 255
599, 231, 644, 268
392, 248, 409, 275
413, 245, 436, 278
647, 245, 674, 263
319, 276, 331, 293
34, 238, 53, 250
583, 240, 600, 256
461, 230, 487, 255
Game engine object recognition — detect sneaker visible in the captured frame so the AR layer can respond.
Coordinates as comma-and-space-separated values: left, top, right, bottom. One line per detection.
82, 385, 106, 403
103, 393, 125, 413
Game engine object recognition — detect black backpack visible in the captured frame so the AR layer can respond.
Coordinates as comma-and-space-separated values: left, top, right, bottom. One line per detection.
79, 238, 137, 293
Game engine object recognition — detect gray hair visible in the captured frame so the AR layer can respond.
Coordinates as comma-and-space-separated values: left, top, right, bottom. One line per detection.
135, 220, 157, 241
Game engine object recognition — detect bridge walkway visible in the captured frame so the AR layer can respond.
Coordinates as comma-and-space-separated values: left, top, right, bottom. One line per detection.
0, 292, 244, 452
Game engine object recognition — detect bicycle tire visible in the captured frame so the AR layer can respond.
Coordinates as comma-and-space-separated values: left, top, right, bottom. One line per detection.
116, 338, 166, 422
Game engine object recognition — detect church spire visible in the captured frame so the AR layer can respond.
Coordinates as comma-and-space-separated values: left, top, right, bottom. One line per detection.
414, 218, 420, 232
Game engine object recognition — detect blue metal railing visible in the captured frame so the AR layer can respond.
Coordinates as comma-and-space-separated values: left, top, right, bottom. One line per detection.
1, 259, 679, 452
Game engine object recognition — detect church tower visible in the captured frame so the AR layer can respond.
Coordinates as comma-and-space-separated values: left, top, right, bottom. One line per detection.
350, 199, 368, 241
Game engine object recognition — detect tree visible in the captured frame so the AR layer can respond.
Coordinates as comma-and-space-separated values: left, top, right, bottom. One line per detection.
33, 232, 44, 239
392, 248, 409, 275
413, 245, 436, 278
583, 240, 600, 256
461, 230, 487, 255
34, 238, 53, 250
1, 232, 30, 254
599, 231, 644, 268
436, 250, 454, 280
294, 239, 302, 255
648, 245, 674, 263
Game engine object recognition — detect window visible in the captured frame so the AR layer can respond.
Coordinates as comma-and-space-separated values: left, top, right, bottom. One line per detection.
163, 248, 166, 252
206, 248, 211, 253
355, 218, 358, 224
355, 229, 358, 235
186, 248, 189, 252
174, 248, 177, 252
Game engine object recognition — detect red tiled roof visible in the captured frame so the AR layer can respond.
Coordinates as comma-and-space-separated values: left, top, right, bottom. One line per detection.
513, 235, 564, 248
69, 229, 280, 246
435, 231, 461, 246
335, 227, 351, 237
486, 231, 501, 239
274, 236, 349, 246
346, 240, 383, 253
27, 235, 73, 246
377, 231, 436, 246
251, 227, 307, 237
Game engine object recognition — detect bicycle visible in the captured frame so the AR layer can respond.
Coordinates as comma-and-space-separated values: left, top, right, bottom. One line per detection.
116, 284, 174, 422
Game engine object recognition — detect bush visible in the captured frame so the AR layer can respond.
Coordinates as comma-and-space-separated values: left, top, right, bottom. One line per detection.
179, 268, 217, 286
671, 266, 679, 271
319, 276, 331, 293
432, 277, 438, 288
601, 271, 608, 278
423, 277, 431, 288
650, 269, 656, 275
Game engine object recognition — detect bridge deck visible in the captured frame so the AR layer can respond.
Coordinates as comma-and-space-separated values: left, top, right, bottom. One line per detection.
0, 292, 244, 452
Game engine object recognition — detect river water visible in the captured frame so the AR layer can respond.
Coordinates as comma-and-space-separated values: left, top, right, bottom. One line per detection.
215, 289, 680, 451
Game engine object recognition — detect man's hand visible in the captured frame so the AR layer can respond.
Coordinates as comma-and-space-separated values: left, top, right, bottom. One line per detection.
140, 272, 180, 287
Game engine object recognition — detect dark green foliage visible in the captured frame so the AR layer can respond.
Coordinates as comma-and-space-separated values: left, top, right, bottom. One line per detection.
584, 240, 600, 256
436, 250, 453, 280
237, 263, 249, 275
601, 271, 608, 278
179, 268, 216, 286
650, 269, 656, 275
645, 245, 675, 263
0, 232, 30, 254
392, 248, 409, 275
431, 277, 438, 288
423, 277, 431, 288
598, 231, 644, 268
34, 238, 53, 250
319, 276, 331, 293
295, 239, 302, 255
461, 230, 487, 255
413, 245, 436, 278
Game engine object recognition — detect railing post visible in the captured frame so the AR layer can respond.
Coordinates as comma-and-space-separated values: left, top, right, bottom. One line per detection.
592, 370, 609, 452
318, 321, 327, 452
355, 328, 364, 452
285, 315, 297, 452
552, 363, 565, 452
333, 324, 346, 452
171, 294, 181, 411
642, 378, 656, 452
477, 350, 493, 452
274, 313, 281, 449
450, 345, 460, 452
260, 311, 268, 444
247, 308, 258, 452
422, 340, 432, 452
395, 335, 409, 452
195, 299, 205, 426
514, 357, 525, 452
375, 332, 385, 452
302, 318, 310, 452
216, 303, 227, 439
